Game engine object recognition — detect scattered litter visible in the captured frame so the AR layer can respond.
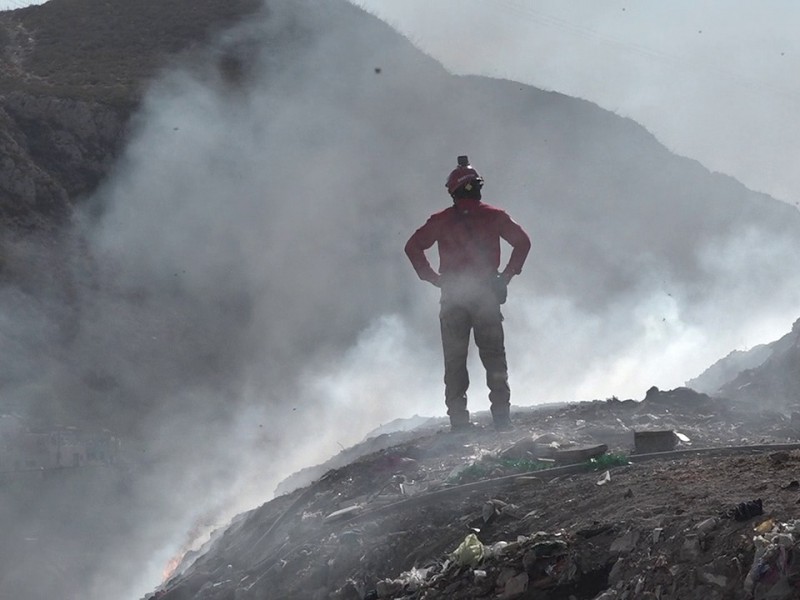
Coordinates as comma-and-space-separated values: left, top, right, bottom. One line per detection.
399, 480, 426, 496
695, 517, 719, 536
634, 430, 678, 454
744, 520, 800, 599
482, 501, 497, 523
398, 566, 430, 591
755, 518, 776, 534
597, 470, 611, 486
589, 453, 630, 470
374, 566, 431, 597
553, 443, 608, 464
721, 498, 764, 521
450, 533, 485, 567
324, 505, 363, 522
484, 541, 509, 559
652, 527, 663, 543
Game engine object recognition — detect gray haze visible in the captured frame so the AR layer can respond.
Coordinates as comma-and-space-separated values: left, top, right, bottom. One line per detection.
2, 1, 800, 598
355, 0, 800, 204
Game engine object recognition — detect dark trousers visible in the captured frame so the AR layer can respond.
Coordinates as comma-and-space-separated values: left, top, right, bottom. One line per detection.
440, 296, 510, 426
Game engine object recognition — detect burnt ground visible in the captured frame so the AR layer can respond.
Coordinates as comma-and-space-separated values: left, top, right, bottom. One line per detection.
150, 388, 800, 600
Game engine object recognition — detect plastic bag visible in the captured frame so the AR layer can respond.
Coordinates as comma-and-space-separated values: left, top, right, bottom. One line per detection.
451, 533, 485, 567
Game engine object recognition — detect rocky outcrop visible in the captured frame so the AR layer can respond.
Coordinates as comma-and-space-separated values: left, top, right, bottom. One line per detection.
0, 0, 262, 232
688, 318, 800, 409
0, 92, 125, 229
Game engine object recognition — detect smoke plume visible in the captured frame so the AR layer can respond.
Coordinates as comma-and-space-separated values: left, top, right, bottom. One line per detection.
2, 1, 800, 598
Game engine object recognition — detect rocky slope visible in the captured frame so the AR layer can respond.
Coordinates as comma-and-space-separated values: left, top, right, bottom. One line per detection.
149, 320, 800, 599
689, 318, 800, 409
149, 387, 800, 600
0, 0, 261, 230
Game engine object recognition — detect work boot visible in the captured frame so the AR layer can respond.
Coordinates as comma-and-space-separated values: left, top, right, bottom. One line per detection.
491, 405, 513, 431
449, 408, 470, 432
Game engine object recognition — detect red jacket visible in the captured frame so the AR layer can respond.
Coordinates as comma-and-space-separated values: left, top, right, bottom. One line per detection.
405, 198, 531, 283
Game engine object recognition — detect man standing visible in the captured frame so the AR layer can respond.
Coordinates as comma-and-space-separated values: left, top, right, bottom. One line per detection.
405, 156, 531, 431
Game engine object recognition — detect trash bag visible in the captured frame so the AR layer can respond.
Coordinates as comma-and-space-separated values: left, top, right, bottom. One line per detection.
744, 521, 800, 599
451, 533, 485, 567
722, 498, 763, 521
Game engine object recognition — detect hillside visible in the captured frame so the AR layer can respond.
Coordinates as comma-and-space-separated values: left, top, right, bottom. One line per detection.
687, 318, 800, 399
0, 0, 261, 228
149, 321, 800, 599
150, 388, 800, 599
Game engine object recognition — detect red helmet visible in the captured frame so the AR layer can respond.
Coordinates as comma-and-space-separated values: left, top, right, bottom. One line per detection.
446, 157, 484, 197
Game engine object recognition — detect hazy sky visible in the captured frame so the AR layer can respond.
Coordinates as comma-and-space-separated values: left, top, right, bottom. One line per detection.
4, 0, 799, 203
0, 0, 44, 9
353, 0, 800, 205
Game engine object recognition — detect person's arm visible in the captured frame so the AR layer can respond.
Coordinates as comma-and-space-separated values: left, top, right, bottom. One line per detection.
499, 216, 531, 283
404, 218, 441, 286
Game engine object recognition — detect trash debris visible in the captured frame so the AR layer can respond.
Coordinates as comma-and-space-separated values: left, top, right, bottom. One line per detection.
633, 430, 678, 454
450, 533, 485, 567
399, 480, 426, 496
744, 520, 800, 599
588, 453, 630, 470
398, 566, 430, 591
721, 498, 764, 521
755, 518, 776, 534
324, 505, 363, 522
597, 470, 612, 486
552, 443, 608, 464
374, 566, 431, 597
152, 381, 800, 600
695, 517, 720, 537
484, 540, 510, 559
652, 527, 663, 543
482, 500, 498, 523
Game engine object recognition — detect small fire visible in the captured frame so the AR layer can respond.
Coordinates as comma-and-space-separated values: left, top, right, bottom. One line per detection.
162, 552, 183, 583
160, 511, 221, 584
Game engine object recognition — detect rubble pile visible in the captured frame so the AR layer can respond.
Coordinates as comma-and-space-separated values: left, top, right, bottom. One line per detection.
149, 389, 800, 599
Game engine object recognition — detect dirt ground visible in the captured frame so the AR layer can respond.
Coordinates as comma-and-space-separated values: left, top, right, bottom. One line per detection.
151, 388, 800, 600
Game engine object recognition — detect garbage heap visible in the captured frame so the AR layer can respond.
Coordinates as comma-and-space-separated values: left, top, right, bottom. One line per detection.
351, 515, 800, 600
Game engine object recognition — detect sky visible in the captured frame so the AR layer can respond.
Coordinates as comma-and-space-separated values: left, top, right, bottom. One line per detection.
0, 0, 44, 9
353, 0, 800, 205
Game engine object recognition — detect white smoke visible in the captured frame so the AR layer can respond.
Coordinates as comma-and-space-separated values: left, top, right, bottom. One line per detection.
3, 1, 800, 598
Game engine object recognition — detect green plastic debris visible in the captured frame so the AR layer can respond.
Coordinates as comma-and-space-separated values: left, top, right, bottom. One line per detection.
446, 453, 630, 485
451, 533, 485, 567
588, 453, 629, 470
